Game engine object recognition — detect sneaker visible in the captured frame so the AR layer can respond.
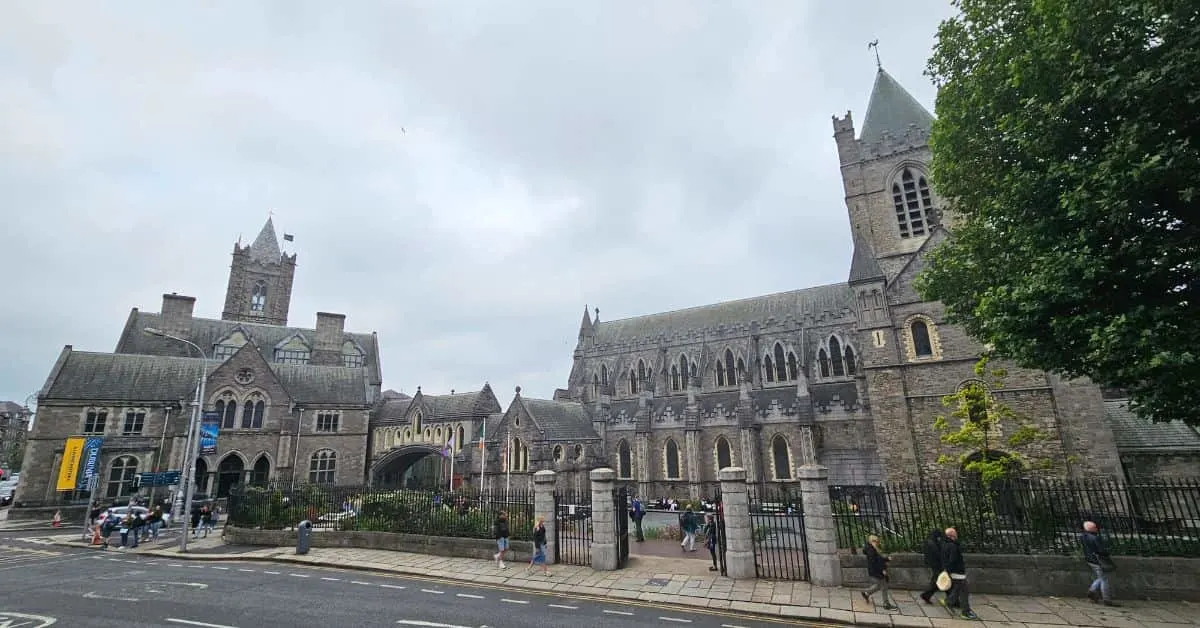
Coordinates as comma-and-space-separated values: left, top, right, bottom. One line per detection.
709, 566, 718, 571
961, 611, 979, 620
884, 604, 899, 612
1087, 590, 1098, 603
920, 595, 932, 605
861, 592, 870, 602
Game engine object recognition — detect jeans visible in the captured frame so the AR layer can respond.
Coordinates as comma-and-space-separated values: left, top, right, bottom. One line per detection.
681, 531, 695, 551
920, 568, 941, 601
947, 576, 972, 613
1088, 563, 1111, 601
633, 518, 644, 541
864, 576, 893, 606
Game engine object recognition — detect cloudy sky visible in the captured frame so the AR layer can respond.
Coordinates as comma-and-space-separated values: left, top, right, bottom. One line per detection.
0, 1, 953, 406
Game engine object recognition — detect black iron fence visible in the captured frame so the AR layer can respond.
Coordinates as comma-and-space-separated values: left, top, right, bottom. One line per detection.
748, 485, 809, 581
614, 486, 630, 568
554, 489, 593, 565
831, 479, 1200, 557
227, 481, 534, 541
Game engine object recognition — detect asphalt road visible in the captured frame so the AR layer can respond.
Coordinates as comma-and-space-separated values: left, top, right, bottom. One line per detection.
0, 532, 809, 628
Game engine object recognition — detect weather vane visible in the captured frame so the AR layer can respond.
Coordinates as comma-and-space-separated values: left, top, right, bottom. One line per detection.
868, 40, 881, 69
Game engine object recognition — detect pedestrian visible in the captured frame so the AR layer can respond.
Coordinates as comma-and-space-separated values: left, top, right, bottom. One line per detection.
940, 528, 978, 620
679, 507, 699, 552
148, 506, 163, 542
703, 513, 719, 572
201, 506, 216, 537
493, 510, 510, 570
860, 535, 899, 611
1080, 521, 1119, 606
630, 497, 645, 542
118, 514, 132, 549
191, 505, 203, 538
527, 515, 551, 576
920, 528, 945, 604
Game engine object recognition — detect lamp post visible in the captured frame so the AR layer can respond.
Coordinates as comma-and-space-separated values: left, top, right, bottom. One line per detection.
143, 327, 207, 553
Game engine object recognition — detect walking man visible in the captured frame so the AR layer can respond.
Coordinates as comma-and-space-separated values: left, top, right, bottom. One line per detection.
679, 507, 699, 552
941, 528, 978, 620
920, 528, 945, 604
630, 497, 645, 542
1081, 521, 1119, 606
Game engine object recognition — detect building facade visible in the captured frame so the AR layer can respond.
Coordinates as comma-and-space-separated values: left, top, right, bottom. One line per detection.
14, 220, 382, 512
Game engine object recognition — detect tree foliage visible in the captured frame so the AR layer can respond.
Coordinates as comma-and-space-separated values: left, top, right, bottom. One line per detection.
916, 0, 1200, 426
933, 356, 1053, 482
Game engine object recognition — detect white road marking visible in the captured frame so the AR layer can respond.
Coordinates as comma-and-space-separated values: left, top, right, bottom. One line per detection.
351, 580, 373, 586
455, 593, 483, 599
321, 577, 341, 581
660, 618, 692, 624
419, 588, 444, 594
166, 619, 240, 628
168, 564, 183, 567
602, 610, 634, 616
0, 611, 58, 627
396, 621, 472, 628
500, 599, 528, 604
721, 624, 750, 628
210, 566, 229, 570
263, 571, 281, 575
547, 604, 578, 610
380, 584, 406, 590
164, 583, 208, 589
237, 568, 255, 572
84, 591, 140, 602
289, 573, 310, 578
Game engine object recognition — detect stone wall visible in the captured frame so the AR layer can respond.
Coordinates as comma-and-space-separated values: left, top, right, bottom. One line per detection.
840, 552, 1200, 602
226, 526, 533, 562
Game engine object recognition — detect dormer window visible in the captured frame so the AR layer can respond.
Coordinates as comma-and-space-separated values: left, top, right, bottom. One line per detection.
275, 348, 310, 364
342, 341, 365, 368
214, 345, 238, 361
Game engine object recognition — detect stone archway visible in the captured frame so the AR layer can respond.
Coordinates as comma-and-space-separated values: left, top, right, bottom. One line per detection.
371, 444, 446, 490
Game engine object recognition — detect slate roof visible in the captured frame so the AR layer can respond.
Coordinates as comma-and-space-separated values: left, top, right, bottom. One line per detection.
592, 283, 853, 344
859, 68, 935, 146
848, 237, 885, 284
1103, 400, 1200, 453
42, 349, 370, 405
0, 401, 27, 416
520, 398, 599, 440
373, 397, 415, 425
420, 387, 501, 419
115, 310, 381, 387
249, 217, 283, 264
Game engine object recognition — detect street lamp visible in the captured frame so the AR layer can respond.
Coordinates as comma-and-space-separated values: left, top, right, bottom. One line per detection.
143, 326, 207, 553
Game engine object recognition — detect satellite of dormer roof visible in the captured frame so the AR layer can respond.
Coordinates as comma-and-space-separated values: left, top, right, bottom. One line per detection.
249, 217, 283, 264
858, 67, 935, 145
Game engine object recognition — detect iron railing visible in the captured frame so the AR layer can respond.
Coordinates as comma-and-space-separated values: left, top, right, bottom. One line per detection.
748, 485, 809, 581
830, 478, 1200, 557
554, 489, 593, 565
227, 481, 534, 541
614, 486, 630, 568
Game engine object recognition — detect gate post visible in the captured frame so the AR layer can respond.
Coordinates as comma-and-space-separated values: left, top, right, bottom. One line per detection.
589, 467, 618, 571
719, 467, 756, 580
533, 470, 557, 565
796, 464, 841, 586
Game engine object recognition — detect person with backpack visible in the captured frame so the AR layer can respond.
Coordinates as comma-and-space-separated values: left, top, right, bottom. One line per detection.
630, 497, 645, 542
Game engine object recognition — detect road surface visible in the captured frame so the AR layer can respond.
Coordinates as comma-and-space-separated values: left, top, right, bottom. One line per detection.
0, 531, 807, 628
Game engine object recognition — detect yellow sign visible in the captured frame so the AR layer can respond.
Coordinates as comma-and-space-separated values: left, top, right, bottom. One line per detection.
56, 437, 86, 492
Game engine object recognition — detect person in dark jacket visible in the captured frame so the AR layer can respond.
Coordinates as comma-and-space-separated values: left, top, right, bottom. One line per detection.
1080, 521, 1119, 606
493, 511, 511, 570
860, 535, 898, 610
920, 528, 945, 604
703, 514, 720, 572
941, 528, 978, 620
527, 515, 551, 576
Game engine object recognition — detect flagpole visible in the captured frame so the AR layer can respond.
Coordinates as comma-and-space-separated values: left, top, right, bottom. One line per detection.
504, 428, 511, 503
447, 441, 454, 493
479, 419, 487, 494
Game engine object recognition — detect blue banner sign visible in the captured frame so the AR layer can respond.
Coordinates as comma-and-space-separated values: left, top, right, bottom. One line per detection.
199, 411, 220, 455
76, 436, 103, 491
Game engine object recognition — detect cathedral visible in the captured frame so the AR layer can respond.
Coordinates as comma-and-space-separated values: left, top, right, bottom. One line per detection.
13, 66, 1199, 517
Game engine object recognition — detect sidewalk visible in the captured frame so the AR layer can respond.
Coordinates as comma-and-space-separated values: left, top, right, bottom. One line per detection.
52, 533, 1197, 628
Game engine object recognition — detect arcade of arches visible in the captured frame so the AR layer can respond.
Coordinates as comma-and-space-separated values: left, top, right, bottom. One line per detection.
371, 445, 452, 490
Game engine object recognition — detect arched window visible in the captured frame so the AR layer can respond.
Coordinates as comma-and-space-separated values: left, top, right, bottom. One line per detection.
601, 364, 609, 388
818, 349, 830, 378
251, 455, 270, 485
106, 455, 138, 498
251, 281, 268, 312
218, 398, 237, 429
194, 458, 210, 495
787, 352, 799, 380
736, 358, 746, 381
716, 361, 726, 387
413, 412, 422, 434
830, 337, 845, 377
773, 344, 788, 381
772, 436, 792, 480
553, 445, 565, 463
892, 168, 936, 238
593, 374, 600, 396
509, 438, 529, 472
911, 321, 934, 357
217, 454, 245, 497
669, 365, 679, 391
715, 436, 732, 471
724, 349, 737, 386
456, 425, 465, 451
764, 355, 775, 383
679, 355, 690, 388
574, 443, 584, 461
309, 450, 336, 484
617, 440, 632, 479
665, 439, 681, 479
629, 368, 639, 395
637, 360, 646, 384
845, 345, 857, 376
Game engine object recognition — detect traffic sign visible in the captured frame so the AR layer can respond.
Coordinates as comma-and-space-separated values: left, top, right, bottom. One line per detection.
160, 470, 182, 486
136, 471, 184, 487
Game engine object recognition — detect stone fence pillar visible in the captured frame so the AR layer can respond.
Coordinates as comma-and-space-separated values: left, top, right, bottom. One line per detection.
797, 464, 841, 587
589, 467, 617, 571
719, 466, 756, 579
533, 470, 557, 565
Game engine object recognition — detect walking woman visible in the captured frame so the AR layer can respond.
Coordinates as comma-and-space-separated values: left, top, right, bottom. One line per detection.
527, 515, 551, 576
861, 535, 898, 611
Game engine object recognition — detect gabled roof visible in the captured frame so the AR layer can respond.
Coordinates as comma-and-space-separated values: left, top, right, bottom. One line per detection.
848, 237, 885, 284
1104, 400, 1200, 453
592, 284, 853, 345
415, 385, 502, 420
859, 68, 934, 145
516, 397, 599, 441
249, 218, 282, 264
0, 401, 28, 416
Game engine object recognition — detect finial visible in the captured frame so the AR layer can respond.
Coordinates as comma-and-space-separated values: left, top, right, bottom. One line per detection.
515, 385, 522, 395
268, 208, 274, 219
868, 40, 881, 69
594, 307, 599, 320
417, 385, 421, 393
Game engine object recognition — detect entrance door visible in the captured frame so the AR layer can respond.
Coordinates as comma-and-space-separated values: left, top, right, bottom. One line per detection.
217, 455, 245, 498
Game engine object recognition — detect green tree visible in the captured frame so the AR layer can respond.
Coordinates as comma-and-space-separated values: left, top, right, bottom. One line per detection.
7, 440, 24, 472
933, 357, 1054, 482
916, 0, 1200, 426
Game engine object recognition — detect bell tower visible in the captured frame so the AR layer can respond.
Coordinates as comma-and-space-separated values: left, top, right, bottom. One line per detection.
221, 218, 297, 327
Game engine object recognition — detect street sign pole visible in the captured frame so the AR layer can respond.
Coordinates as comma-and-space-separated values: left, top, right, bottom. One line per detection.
81, 475, 99, 541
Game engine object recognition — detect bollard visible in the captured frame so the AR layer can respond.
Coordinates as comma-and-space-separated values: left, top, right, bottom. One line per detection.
296, 520, 312, 555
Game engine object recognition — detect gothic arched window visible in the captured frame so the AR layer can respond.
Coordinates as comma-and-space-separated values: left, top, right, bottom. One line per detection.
593, 373, 600, 396
715, 436, 732, 470
601, 364, 609, 388
251, 281, 268, 312
772, 435, 792, 480
679, 355, 689, 388
670, 365, 681, 391
845, 345, 857, 376
787, 352, 799, 380
830, 337, 845, 377
665, 439, 681, 479
724, 349, 737, 386
629, 368, 639, 395
892, 168, 937, 238
764, 355, 775, 383
818, 349, 830, 378
773, 343, 787, 381
617, 440, 632, 479
911, 321, 934, 357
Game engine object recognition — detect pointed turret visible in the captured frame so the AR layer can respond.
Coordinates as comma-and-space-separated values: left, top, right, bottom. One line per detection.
249, 218, 283, 265
858, 67, 934, 145
578, 305, 594, 342
848, 236, 885, 284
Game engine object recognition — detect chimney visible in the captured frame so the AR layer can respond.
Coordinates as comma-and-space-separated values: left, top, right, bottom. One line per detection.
161, 293, 196, 336
313, 312, 346, 366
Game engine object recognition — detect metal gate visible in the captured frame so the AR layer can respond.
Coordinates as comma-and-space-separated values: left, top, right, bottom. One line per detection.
714, 489, 728, 576
613, 485, 630, 568
748, 485, 809, 580
554, 489, 593, 566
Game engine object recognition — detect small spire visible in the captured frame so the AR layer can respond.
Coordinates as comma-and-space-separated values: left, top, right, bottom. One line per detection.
248, 217, 282, 264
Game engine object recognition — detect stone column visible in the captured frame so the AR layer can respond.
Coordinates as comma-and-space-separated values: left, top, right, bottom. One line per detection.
533, 470, 557, 565
719, 467, 756, 580
797, 464, 841, 587
589, 467, 618, 571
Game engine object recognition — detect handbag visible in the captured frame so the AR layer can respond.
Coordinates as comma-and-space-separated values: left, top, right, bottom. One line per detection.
936, 570, 953, 592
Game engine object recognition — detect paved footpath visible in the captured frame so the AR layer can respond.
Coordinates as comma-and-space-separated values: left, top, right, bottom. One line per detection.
32, 531, 1198, 628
